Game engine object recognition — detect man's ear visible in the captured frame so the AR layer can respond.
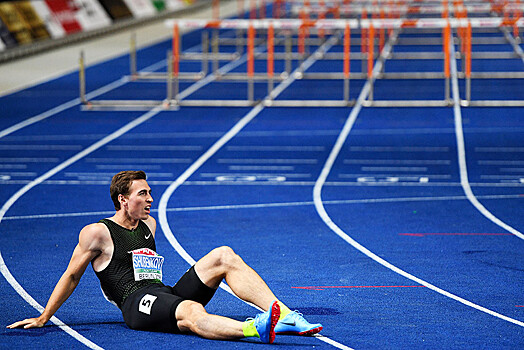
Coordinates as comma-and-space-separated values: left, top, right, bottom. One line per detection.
118, 194, 128, 208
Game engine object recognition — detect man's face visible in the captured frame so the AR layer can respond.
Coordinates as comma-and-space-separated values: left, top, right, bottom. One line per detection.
122, 179, 153, 220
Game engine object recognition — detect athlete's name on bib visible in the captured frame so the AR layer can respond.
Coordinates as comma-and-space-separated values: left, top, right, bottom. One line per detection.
129, 248, 164, 282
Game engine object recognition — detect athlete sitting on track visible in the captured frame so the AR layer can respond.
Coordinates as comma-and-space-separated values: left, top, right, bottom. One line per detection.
7, 170, 322, 343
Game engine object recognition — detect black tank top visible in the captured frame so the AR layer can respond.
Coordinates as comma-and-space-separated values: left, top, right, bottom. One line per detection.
94, 219, 162, 308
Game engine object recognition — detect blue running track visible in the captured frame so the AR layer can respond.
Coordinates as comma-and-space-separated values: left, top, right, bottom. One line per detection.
1, 11, 523, 350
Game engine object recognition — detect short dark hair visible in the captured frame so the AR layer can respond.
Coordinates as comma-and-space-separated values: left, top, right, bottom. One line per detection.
110, 171, 147, 210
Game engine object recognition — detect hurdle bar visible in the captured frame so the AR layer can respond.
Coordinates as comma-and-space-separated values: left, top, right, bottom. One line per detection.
80, 17, 524, 109
79, 50, 175, 110
288, 2, 524, 17
128, 30, 239, 82
165, 18, 358, 106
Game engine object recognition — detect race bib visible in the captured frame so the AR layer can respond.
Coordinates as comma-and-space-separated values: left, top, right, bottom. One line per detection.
129, 248, 164, 282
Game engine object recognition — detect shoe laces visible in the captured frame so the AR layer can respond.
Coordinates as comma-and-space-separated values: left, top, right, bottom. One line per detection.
290, 310, 306, 321
246, 311, 266, 325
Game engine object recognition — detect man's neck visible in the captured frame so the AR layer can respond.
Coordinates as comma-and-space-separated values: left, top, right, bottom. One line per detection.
111, 211, 140, 231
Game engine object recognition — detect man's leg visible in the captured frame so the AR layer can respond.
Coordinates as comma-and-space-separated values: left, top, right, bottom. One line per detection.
191, 246, 323, 337
175, 300, 244, 340
193, 246, 278, 311
176, 299, 280, 343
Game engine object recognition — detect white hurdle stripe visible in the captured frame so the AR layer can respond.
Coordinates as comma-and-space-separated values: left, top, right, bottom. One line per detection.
166, 17, 524, 30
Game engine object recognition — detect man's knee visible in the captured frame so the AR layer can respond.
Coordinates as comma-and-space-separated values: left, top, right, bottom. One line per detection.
210, 246, 242, 269
176, 300, 207, 332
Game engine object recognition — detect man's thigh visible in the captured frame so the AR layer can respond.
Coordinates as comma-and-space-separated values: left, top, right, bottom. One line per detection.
122, 284, 183, 333
172, 265, 217, 306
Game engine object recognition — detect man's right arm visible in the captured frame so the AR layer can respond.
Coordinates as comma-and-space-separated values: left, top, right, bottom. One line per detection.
6, 223, 105, 329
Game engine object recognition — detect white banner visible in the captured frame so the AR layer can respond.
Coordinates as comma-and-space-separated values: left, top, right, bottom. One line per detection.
73, 0, 112, 31
123, 0, 157, 18
30, 0, 66, 38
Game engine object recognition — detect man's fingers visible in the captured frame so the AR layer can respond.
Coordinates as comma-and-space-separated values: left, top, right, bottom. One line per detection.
7, 318, 41, 329
6, 320, 24, 328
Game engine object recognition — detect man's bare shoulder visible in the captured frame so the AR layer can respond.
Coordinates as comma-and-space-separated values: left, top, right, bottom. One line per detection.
79, 223, 111, 251
144, 215, 156, 232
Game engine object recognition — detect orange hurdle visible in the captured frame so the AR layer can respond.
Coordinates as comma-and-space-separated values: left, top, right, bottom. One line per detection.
379, 9, 385, 52
368, 24, 375, 79
172, 23, 180, 78
344, 23, 351, 101
465, 21, 472, 102
267, 23, 274, 94
247, 23, 255, 101
368, 23, 375, 101
212, 0, 220, 19
443, 22, 450, 101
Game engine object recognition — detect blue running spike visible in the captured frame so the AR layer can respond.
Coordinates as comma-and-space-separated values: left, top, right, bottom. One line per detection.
275, 311, 323, 336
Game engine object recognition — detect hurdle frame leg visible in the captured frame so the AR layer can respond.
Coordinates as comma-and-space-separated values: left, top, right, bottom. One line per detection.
212, 29, 219, 74
79, 50, 87, 105
201, 31, 209, 77
130, 33, 137, 78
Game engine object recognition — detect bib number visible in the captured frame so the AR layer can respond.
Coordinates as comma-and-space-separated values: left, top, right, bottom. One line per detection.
139, 294, 157, 315
129, 248, 164, 282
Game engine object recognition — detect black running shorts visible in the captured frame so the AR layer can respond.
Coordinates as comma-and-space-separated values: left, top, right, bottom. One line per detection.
121, 265, 217, 333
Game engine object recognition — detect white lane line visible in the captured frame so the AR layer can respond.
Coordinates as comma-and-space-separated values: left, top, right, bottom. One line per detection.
500, 168, 524, 172
64, 172, 174, 177
228, 165, 295, 171
344, 159, 451, 165
0, 256, 104, 350
0, 50, 168, 142
480, 175, 524, 179
0, 172, 38, 177
226, 145, 326, 152
85, 158, 192, 163
0, 157, 59, 162
95, 165, 163, 170
2, 179, 523, 188
449, 35, 524, 241
478, 160, 524, 165
5, 193, 522, 221
313, 30, 524, 329
158, 33, 354, 350
0, 145, 83, 150
217, 158, 318, 164
0, 77, 127, 141
4, 125, 522, 142
0, 107, 163, 349
0, 32, 300, 350
338, 173, 451, 179
349, 146, 449, 152
361, 166, 428, 172
0, 46, 170, 139
475, 147, 524, 152
200, 172, 311, 178
106, 145, 203, 151
0, 164, 27, 169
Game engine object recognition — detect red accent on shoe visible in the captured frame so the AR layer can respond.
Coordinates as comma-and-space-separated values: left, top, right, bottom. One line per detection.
277, 326, 323, 336
268, 301, 281, 344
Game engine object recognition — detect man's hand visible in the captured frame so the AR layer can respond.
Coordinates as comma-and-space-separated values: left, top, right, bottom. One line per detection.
7, 317, 46, 329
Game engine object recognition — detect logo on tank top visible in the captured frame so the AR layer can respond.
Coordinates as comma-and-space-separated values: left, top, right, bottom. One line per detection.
129, 248, 164, 281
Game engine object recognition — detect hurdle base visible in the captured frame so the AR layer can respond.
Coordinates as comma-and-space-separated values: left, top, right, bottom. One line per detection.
461, 100, 524, 107
363, 100, 453, 107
